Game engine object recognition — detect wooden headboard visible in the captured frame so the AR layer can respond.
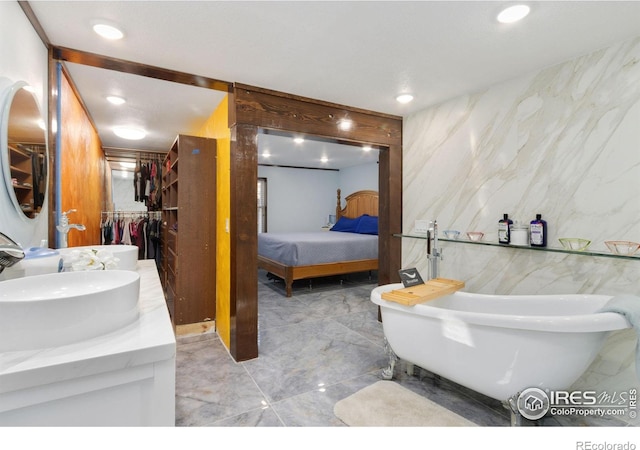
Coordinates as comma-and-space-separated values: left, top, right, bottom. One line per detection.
336, 189, 379, 220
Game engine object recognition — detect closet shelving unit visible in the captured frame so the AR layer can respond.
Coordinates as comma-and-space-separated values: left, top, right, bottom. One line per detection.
161, 134, 217, 326
8, 144, 36, 216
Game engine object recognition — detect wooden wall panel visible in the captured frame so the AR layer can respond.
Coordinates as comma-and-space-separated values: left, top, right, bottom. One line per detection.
378, 144, 403, 287
59, 72, 106, 247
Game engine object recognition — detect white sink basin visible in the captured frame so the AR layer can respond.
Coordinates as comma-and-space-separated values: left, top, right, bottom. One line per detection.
58, 245, 139, 271
0, 270, 140, 352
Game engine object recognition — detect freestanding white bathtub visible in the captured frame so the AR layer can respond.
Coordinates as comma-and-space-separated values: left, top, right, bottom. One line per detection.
371, 284, 630, 405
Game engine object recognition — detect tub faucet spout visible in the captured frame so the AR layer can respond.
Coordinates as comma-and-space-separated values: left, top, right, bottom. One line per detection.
427, 220, 442, 280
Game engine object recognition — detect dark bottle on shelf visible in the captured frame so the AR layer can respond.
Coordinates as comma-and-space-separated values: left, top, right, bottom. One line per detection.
498, 213, 512, 244
530, 214, 548, 247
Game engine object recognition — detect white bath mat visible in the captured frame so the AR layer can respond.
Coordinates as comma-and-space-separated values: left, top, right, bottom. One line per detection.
334, 381, 476, 427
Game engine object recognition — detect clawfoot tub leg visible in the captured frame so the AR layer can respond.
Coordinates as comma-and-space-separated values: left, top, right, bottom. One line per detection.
381, 337, 398, 380
504, 395, 523, 427
406, 363, 415, 376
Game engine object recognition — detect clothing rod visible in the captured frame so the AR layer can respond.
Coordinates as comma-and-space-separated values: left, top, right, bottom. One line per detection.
101, 210, 161, 215
136, 153, 164, 161
101, 210, 159, 213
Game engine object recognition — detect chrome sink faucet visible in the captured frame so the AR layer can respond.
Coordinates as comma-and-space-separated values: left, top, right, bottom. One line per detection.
56, 209, 86, 248
0, 231, 25, 275
426, 220, 442, 280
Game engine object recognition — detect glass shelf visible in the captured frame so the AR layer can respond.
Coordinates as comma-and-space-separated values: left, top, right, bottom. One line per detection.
394, 234, 640, 261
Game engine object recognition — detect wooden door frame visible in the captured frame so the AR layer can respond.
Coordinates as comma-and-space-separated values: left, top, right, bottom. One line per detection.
229, 83, 402, 361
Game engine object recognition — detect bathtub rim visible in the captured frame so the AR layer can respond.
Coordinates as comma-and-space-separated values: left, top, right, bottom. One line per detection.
371, 283, 631, 333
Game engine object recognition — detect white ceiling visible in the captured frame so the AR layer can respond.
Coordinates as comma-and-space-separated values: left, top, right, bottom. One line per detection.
27, 0, 640, 169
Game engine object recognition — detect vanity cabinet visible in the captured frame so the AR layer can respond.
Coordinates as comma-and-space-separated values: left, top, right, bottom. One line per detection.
161, 134, 217, 326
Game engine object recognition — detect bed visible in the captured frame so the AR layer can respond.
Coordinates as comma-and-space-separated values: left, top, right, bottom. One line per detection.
258, 189, 379, 297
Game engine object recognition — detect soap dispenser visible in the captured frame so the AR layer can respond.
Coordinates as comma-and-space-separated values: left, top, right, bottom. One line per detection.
498, 214, 512, 244
530, 214, 547, 247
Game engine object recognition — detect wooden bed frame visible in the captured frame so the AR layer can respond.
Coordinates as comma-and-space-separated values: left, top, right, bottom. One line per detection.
258, 189, 379, 297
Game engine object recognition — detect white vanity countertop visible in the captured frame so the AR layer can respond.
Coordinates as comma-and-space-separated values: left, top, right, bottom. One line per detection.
0, 260, 176, 394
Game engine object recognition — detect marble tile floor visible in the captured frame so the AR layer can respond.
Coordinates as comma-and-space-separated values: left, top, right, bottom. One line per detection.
174, 270, 629, 427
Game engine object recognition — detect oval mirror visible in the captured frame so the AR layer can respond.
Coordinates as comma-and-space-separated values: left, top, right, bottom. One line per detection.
0, 81, 47, 220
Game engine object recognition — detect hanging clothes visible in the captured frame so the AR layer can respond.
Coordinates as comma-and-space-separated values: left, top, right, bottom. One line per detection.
136, 217, 147, 259
101, 216, 113, 245
121, 216, 133, 245
100, 211, 162, 261
134, 171, 140, 202
140, 163, 149, 203
113, 218, 120, 245
153, 218, 162, 267
146, 219, 156, 260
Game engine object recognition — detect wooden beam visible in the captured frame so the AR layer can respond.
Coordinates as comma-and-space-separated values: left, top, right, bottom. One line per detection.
19, 2, 51, 47
229, 123, 259, 361
233, 84, 402, 147
52, 46, 232, 93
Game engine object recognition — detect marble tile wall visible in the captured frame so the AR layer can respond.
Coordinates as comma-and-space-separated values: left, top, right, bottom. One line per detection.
403, 35, 640, 294
402, 35, 640, 425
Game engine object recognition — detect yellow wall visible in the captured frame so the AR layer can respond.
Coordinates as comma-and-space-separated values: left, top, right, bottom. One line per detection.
197, 95, 231, 349
60, 72, 106, 247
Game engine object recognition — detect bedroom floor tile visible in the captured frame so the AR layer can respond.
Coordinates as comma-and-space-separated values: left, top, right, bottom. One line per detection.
174, 270, 630, 428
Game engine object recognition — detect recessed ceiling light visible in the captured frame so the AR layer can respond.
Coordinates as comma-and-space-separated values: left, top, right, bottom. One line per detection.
107, 95, 126, 105
497, 4, 530, 24
396, 94, 414, 104
113, 126, 146, 140
120, 161, 136, 169
93, 23, 124, 40
338, 119, 353, 131
293, 137, 305, 144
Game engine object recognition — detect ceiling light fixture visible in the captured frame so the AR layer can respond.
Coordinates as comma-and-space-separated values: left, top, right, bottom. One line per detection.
93, 22, 124, 40
262, 150, 271, 157
338, 119, 353, 131
293, 137, 305, 144
113, 126, 146, 140
362, 145, 372, 152
497, 4, 530, 23
107, 95, 126, 105
320, 156, 328, 163
396, 94, 414, 104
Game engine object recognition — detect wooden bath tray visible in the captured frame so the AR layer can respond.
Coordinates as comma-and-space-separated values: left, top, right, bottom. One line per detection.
381, 278, 465, 306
